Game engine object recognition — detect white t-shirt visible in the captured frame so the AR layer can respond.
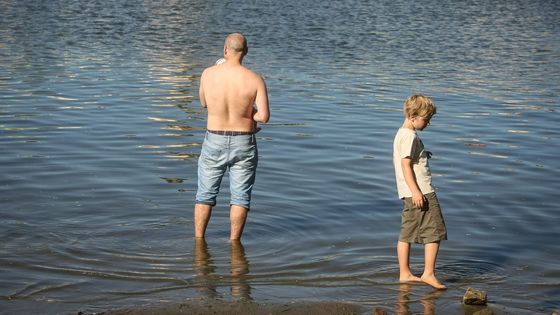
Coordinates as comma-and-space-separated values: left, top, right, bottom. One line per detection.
393, 128, 434, 199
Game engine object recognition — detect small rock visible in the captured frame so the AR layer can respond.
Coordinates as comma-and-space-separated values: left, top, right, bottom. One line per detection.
373, 308, 388, 315
463, 287, 488, 305
473, 309, 494, 315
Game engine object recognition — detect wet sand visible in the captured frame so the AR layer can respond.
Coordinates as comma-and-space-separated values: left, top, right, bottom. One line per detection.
78, 297, 515, 315
84, 299, 364, 315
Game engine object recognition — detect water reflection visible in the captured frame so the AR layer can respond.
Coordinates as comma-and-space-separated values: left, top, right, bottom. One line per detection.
194, 238, 217, 299
393, 284, 444, 315
193, 239, 251, 301
229, 240, 251, 301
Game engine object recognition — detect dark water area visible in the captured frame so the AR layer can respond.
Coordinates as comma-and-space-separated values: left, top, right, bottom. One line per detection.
1, 0, 559, 314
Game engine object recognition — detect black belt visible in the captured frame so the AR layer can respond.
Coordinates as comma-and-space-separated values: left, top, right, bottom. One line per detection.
207, 130, 255, 136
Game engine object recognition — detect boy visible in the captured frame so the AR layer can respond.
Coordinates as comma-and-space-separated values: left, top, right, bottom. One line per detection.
393, 94, 447, 289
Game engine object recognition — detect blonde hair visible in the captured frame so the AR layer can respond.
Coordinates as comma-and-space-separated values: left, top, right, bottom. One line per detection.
403, 94, 436, 119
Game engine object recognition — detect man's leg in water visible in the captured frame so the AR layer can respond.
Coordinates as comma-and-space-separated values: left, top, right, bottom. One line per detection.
195, 203, 213, 238
230, 205, 248, 240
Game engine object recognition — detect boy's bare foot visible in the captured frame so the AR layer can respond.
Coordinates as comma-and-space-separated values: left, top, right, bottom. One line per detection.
420, 274, 447, 290
399, 274, 422, 283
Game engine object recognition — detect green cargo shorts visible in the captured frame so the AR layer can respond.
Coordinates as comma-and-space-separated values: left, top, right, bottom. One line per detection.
399, 192, 447, 244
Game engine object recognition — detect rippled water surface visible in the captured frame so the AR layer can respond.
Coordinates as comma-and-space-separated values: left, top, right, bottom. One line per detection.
1, 0, 559, 314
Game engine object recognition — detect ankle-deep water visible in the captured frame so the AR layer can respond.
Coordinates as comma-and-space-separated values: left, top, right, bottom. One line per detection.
1, 0, 559, 314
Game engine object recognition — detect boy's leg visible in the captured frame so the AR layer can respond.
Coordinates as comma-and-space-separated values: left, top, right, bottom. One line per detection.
421, 242, 447, 289
195, 204, 213, 238
230, 205, 248, 240
397, 241, 421, 282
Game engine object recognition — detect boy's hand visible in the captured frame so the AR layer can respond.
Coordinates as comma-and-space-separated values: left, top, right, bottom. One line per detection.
412, 191, 425, 209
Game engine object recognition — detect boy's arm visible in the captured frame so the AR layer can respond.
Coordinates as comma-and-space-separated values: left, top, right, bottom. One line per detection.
401, 157, 425, 209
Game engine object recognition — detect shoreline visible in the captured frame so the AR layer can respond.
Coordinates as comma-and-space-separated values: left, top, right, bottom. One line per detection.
74, 297, 518, 315
77, 298, 364, 315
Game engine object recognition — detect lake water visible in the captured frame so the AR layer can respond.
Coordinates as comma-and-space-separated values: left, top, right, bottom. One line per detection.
1, 0, 559, 314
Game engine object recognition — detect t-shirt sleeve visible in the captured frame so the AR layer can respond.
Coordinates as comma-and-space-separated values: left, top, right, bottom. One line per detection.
397, 133, 417, 160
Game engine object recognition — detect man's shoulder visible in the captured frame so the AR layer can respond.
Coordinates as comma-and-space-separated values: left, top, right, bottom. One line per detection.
201, 65, 225, 83
202, 64, 219, 75
200, 66, 212, 79
202, 64, 264, 85
241, 66, 263, 78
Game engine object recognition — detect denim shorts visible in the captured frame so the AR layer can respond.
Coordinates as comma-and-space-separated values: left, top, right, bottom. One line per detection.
196, 131, 258, 209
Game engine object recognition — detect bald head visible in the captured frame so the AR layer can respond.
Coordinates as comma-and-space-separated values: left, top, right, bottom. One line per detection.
224, 33, 248, 56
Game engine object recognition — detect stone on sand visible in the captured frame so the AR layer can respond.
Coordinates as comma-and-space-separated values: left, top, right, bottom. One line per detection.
463, 287, 487, 305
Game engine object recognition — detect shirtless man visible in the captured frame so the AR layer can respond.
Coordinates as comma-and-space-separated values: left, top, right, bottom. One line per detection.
194, 33, 269, 240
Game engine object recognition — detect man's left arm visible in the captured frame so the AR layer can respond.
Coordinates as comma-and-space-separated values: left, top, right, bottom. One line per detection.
252, 76, 269, 123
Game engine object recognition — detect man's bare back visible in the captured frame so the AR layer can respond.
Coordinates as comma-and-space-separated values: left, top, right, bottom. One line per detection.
199, 33, 269, 132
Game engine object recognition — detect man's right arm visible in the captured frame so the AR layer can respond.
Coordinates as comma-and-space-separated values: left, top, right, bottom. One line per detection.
252, 76, 269, 123
199, 70, 207, 108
